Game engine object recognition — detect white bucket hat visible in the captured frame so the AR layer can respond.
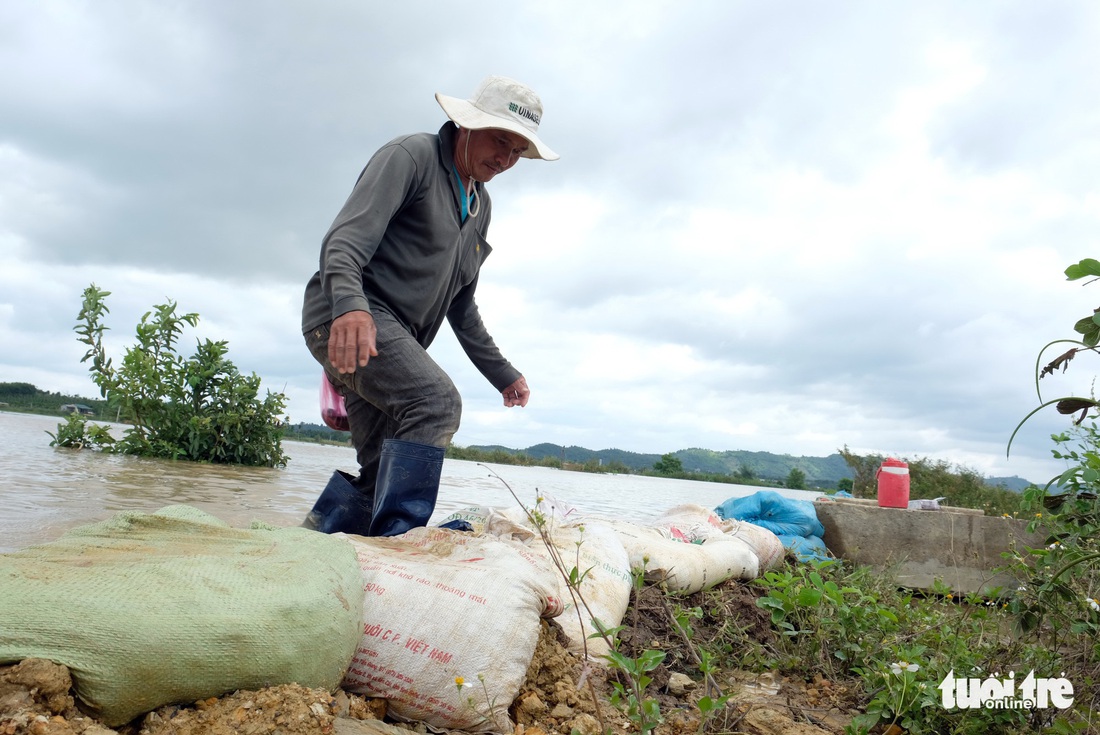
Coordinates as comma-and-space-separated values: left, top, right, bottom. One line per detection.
436, 76, 558, 161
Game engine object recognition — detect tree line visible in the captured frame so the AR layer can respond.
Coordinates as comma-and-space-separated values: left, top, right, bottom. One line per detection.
0, 382, 110, 416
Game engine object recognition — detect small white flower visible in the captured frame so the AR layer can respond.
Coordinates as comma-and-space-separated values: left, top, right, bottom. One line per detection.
1087, 598, 1100, 612
454, 676, 472, 691
1048, 541, 1062, 550
890, 661, 920, 676
1017, 585, 1027, 593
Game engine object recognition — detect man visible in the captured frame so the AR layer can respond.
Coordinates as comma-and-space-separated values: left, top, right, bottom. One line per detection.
300, 75, 558, 537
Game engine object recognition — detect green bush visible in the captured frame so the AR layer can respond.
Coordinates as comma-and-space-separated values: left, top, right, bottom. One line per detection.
50, 284, 288, 467
785, 467, 807, 489
653, 453, 683, 475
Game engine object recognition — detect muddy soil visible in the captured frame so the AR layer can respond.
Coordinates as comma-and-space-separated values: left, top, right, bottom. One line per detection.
0, 580, 862, 735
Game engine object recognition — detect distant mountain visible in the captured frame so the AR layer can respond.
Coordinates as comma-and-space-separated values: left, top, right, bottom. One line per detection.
985, 476, 1039, 493
467, 443, 853, 484
464, 443, 1041, 489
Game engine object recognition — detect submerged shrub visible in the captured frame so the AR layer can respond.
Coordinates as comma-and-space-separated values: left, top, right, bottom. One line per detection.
51, 284, 287, 467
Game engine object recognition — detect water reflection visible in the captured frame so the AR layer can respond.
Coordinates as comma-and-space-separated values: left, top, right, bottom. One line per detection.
0, 411, 820, 553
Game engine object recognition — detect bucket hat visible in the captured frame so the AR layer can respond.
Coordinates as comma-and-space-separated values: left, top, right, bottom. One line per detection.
436, 76, 558, 161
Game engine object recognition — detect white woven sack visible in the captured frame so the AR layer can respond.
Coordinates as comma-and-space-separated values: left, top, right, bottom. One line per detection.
726, 520, 785, 570
604, 520, 760, 594
653, 503, 733, 542
654, 503, 784, 571
445, 504, 634, 660
437, 505, 536, 541
342, 528, 562, 733
520, 520, 633, 660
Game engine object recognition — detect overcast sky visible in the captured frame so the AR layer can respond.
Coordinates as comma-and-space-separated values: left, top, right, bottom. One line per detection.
3, 0, 1099, 485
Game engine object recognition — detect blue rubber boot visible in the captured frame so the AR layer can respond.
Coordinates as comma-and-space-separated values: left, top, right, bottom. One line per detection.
368, 439, 445, 537
301, 470, 375, 535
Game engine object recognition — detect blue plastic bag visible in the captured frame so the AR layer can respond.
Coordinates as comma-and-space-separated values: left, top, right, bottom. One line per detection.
715, 490, 831, 562
714, 490, 825, 538
779, 534, 831, 563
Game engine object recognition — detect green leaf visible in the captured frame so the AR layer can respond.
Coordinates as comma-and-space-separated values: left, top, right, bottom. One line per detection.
605, 651, 632, 670
849, 712, 882, 731
797, 587, 823, 607
1065, 258, 1100, 280
637, 649, 667, 671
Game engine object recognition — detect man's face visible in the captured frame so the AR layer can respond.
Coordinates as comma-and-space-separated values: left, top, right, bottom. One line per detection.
455, 128, 530, 182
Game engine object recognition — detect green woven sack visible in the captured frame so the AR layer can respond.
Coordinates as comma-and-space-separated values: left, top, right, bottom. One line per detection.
0, 505, 365, 726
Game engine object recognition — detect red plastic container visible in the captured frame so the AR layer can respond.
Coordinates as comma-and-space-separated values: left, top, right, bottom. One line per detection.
876, 457, 910, 508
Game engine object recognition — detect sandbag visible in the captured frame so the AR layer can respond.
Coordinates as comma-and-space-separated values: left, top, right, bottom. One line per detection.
342, 527, 562, 733
726, 520, 786, 571
654, 503, 784, 571
526, 520, 633, 659
652, 503, 731, 541
438, 504, 538, 541
604, 519, 760, 594
0, 505, 365, 726
448, 501, 760, 600
441, 504, 634, 660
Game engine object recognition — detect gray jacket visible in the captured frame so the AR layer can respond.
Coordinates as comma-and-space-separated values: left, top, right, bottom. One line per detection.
301, 122, 520, 391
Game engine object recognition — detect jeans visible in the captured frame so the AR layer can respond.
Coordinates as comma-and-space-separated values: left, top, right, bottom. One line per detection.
304, 311, 461, 490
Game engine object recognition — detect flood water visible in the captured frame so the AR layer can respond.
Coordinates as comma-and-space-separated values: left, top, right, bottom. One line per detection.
0, 411, 820, 554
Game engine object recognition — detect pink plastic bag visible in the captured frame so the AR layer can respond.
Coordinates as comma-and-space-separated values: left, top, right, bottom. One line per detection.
320, 373, 350, 432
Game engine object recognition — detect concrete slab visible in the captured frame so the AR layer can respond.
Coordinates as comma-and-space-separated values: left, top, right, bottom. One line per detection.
813, 497, 1045, 595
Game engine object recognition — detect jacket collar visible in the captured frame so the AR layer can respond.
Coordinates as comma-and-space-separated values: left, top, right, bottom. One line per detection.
438, 121, 459, 174
439, 122, 482, 191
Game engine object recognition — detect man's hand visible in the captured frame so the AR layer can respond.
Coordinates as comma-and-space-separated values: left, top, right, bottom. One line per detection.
329, 310, 378, 374
502, 376, 530, 407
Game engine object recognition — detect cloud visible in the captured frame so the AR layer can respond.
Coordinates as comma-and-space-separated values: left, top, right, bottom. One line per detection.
3, 0, 1099, 488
